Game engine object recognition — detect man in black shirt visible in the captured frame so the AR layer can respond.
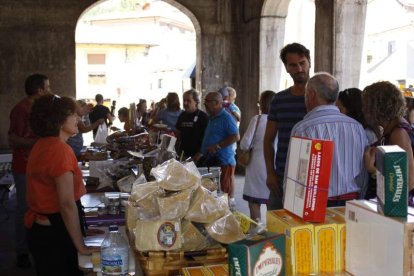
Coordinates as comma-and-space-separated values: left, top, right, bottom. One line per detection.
176, 89, 208, 160
89, 93, 114, 138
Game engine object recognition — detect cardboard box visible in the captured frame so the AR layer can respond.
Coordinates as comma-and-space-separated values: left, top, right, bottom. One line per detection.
313, 221, 337, 273
228, 232, 285, 276
267, 210, 314, 275
325, 208, 346, 271
345, 200, 414, 275
181, 264, 228, 276
284, 137, 334, 222
376, 145, 408, 217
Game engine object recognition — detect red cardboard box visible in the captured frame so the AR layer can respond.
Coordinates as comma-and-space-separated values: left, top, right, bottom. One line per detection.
283, 137, 334, 222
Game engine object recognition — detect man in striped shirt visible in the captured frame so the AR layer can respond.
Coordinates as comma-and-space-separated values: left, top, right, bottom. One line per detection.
264, 43, 310, 210
290, 72, 369, 206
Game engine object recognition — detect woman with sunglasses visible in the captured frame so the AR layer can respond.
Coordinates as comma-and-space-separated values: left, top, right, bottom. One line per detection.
25, 94, 98, 275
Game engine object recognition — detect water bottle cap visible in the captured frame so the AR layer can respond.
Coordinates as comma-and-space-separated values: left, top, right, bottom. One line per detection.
108, 225, 118, 232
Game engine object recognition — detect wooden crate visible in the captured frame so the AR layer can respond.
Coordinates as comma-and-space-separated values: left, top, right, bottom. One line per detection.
135, 247, 227, 276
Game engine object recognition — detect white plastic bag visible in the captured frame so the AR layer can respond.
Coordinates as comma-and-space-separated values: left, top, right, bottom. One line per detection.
94, 123, 108, 144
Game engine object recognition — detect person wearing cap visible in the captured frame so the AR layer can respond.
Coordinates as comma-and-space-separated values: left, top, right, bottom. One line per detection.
218, 86, 241, 124
264, 43, 309, 210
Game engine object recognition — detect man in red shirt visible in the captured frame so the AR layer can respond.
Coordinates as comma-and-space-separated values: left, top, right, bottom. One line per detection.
8, 73, 50, 268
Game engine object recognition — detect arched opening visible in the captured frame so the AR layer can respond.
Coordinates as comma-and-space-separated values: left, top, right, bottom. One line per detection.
360, 0, 414, 91
260, 0, 315, 93
75, 0, 200, 108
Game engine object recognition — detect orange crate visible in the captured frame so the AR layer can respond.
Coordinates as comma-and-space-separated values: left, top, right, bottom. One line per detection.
135, 247, 227, 276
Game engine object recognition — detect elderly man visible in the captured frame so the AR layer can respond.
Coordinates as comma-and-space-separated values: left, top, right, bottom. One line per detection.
194, 92, 240, 207
289, 72, 369, 206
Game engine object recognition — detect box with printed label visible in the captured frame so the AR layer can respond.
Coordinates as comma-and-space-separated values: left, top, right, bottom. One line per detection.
346, 200, 414, 276
376, 145, 408, 217
284, 136, 334, 222
228, 232, 285, 276
313, 221, 337, 273
267, 210, 314, 275
324, 208, 346, 271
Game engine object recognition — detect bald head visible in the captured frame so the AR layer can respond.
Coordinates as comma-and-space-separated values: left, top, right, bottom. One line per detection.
204, 92, 223, 116
306, 72, 339, 104
205, 92, 223, 103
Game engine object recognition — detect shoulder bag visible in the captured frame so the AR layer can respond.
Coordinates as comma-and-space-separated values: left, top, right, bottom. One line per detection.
237, 115, 261, 167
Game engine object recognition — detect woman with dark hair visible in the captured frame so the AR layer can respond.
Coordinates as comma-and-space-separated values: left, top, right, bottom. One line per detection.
25, 94, 98, 275
156, 92, 182, 132
240, 90, 276, 223
362, 81, 414, 205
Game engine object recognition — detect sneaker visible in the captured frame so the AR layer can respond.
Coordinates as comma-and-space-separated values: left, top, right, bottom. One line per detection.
17, 253, 31, 269
229, 197, 237, 211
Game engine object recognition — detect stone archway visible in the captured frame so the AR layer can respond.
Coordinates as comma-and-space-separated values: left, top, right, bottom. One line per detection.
259, 0, 291, 93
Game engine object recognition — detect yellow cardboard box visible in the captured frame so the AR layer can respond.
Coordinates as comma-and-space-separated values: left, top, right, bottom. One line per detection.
325, 208, 346, 271
267, 210, 314, 275
313, 220, 337, 273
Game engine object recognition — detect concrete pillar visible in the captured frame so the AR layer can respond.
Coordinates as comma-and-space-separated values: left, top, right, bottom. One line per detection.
314, 0, 334, 73
260, 17, 287, 92
333, 0, 367, 89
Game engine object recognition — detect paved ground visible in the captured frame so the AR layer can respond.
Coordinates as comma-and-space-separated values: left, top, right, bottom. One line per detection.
0, 172, 266, 276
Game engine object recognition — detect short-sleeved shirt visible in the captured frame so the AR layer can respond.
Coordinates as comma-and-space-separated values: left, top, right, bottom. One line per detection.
8, 98, 37, 173
176, 109, 208, 158
268, 88, 307, 177
201, 108, 239, 166
89, 104, 111, 136
156, 109, 182, 132
25, 137, 86, 228
290, 105, 369, 197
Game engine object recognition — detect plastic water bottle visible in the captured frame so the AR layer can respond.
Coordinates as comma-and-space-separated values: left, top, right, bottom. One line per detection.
100, 225, 129, 276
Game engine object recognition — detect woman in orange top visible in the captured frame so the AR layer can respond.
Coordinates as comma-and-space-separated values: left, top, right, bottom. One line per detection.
25, 94, 98, 276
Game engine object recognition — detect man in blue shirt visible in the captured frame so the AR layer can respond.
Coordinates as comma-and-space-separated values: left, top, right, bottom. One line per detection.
194, 92, 239, 203
290, 72, 368, 206
264, 43, 310, 210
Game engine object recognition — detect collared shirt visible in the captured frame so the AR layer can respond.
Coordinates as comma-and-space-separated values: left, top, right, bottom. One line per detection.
290, 105, 369, 198
201, 108, 239, 166
268, 88, 307, 177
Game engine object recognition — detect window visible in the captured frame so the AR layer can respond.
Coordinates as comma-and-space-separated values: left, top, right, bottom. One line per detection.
87, 54, 106, 65
158, 79, 163, 89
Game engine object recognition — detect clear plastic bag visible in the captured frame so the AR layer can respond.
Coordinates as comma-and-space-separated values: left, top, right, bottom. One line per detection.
181, 220, 212, 251
184, 186, 229, 223
205, 212, 245, 244
151, 159, 201, 191
157, 189, 193, 220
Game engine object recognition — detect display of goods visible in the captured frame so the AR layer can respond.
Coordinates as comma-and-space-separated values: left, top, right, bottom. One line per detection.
135, 247, 227, 276
376, 145, 408, 217
284, 136, 334, 222
228, 232, 285, 276
346, 200, 414, 276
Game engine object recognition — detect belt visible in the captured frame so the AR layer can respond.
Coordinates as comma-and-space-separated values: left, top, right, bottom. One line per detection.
328, 192, 359, 201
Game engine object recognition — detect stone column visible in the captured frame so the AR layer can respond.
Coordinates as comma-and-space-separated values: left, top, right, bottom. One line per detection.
333, 0, 367, 89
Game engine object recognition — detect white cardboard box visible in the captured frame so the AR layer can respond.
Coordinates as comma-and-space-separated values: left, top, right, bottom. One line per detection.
283, 137, 334, 222
345, 200, 414, 276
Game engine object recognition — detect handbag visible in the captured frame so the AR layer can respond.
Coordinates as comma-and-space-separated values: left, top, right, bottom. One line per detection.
237, 115, 261, 167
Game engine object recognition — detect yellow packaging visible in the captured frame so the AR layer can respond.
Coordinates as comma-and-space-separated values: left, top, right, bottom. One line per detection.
325, 208, 346, 271
313, 222, 337, 273
266, 210, 314, 275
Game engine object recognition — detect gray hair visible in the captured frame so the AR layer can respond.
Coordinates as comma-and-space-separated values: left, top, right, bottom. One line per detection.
306, 72, 339, 103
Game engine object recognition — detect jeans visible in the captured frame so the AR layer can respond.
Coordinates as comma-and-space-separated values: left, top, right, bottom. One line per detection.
12, 173, 29, 255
